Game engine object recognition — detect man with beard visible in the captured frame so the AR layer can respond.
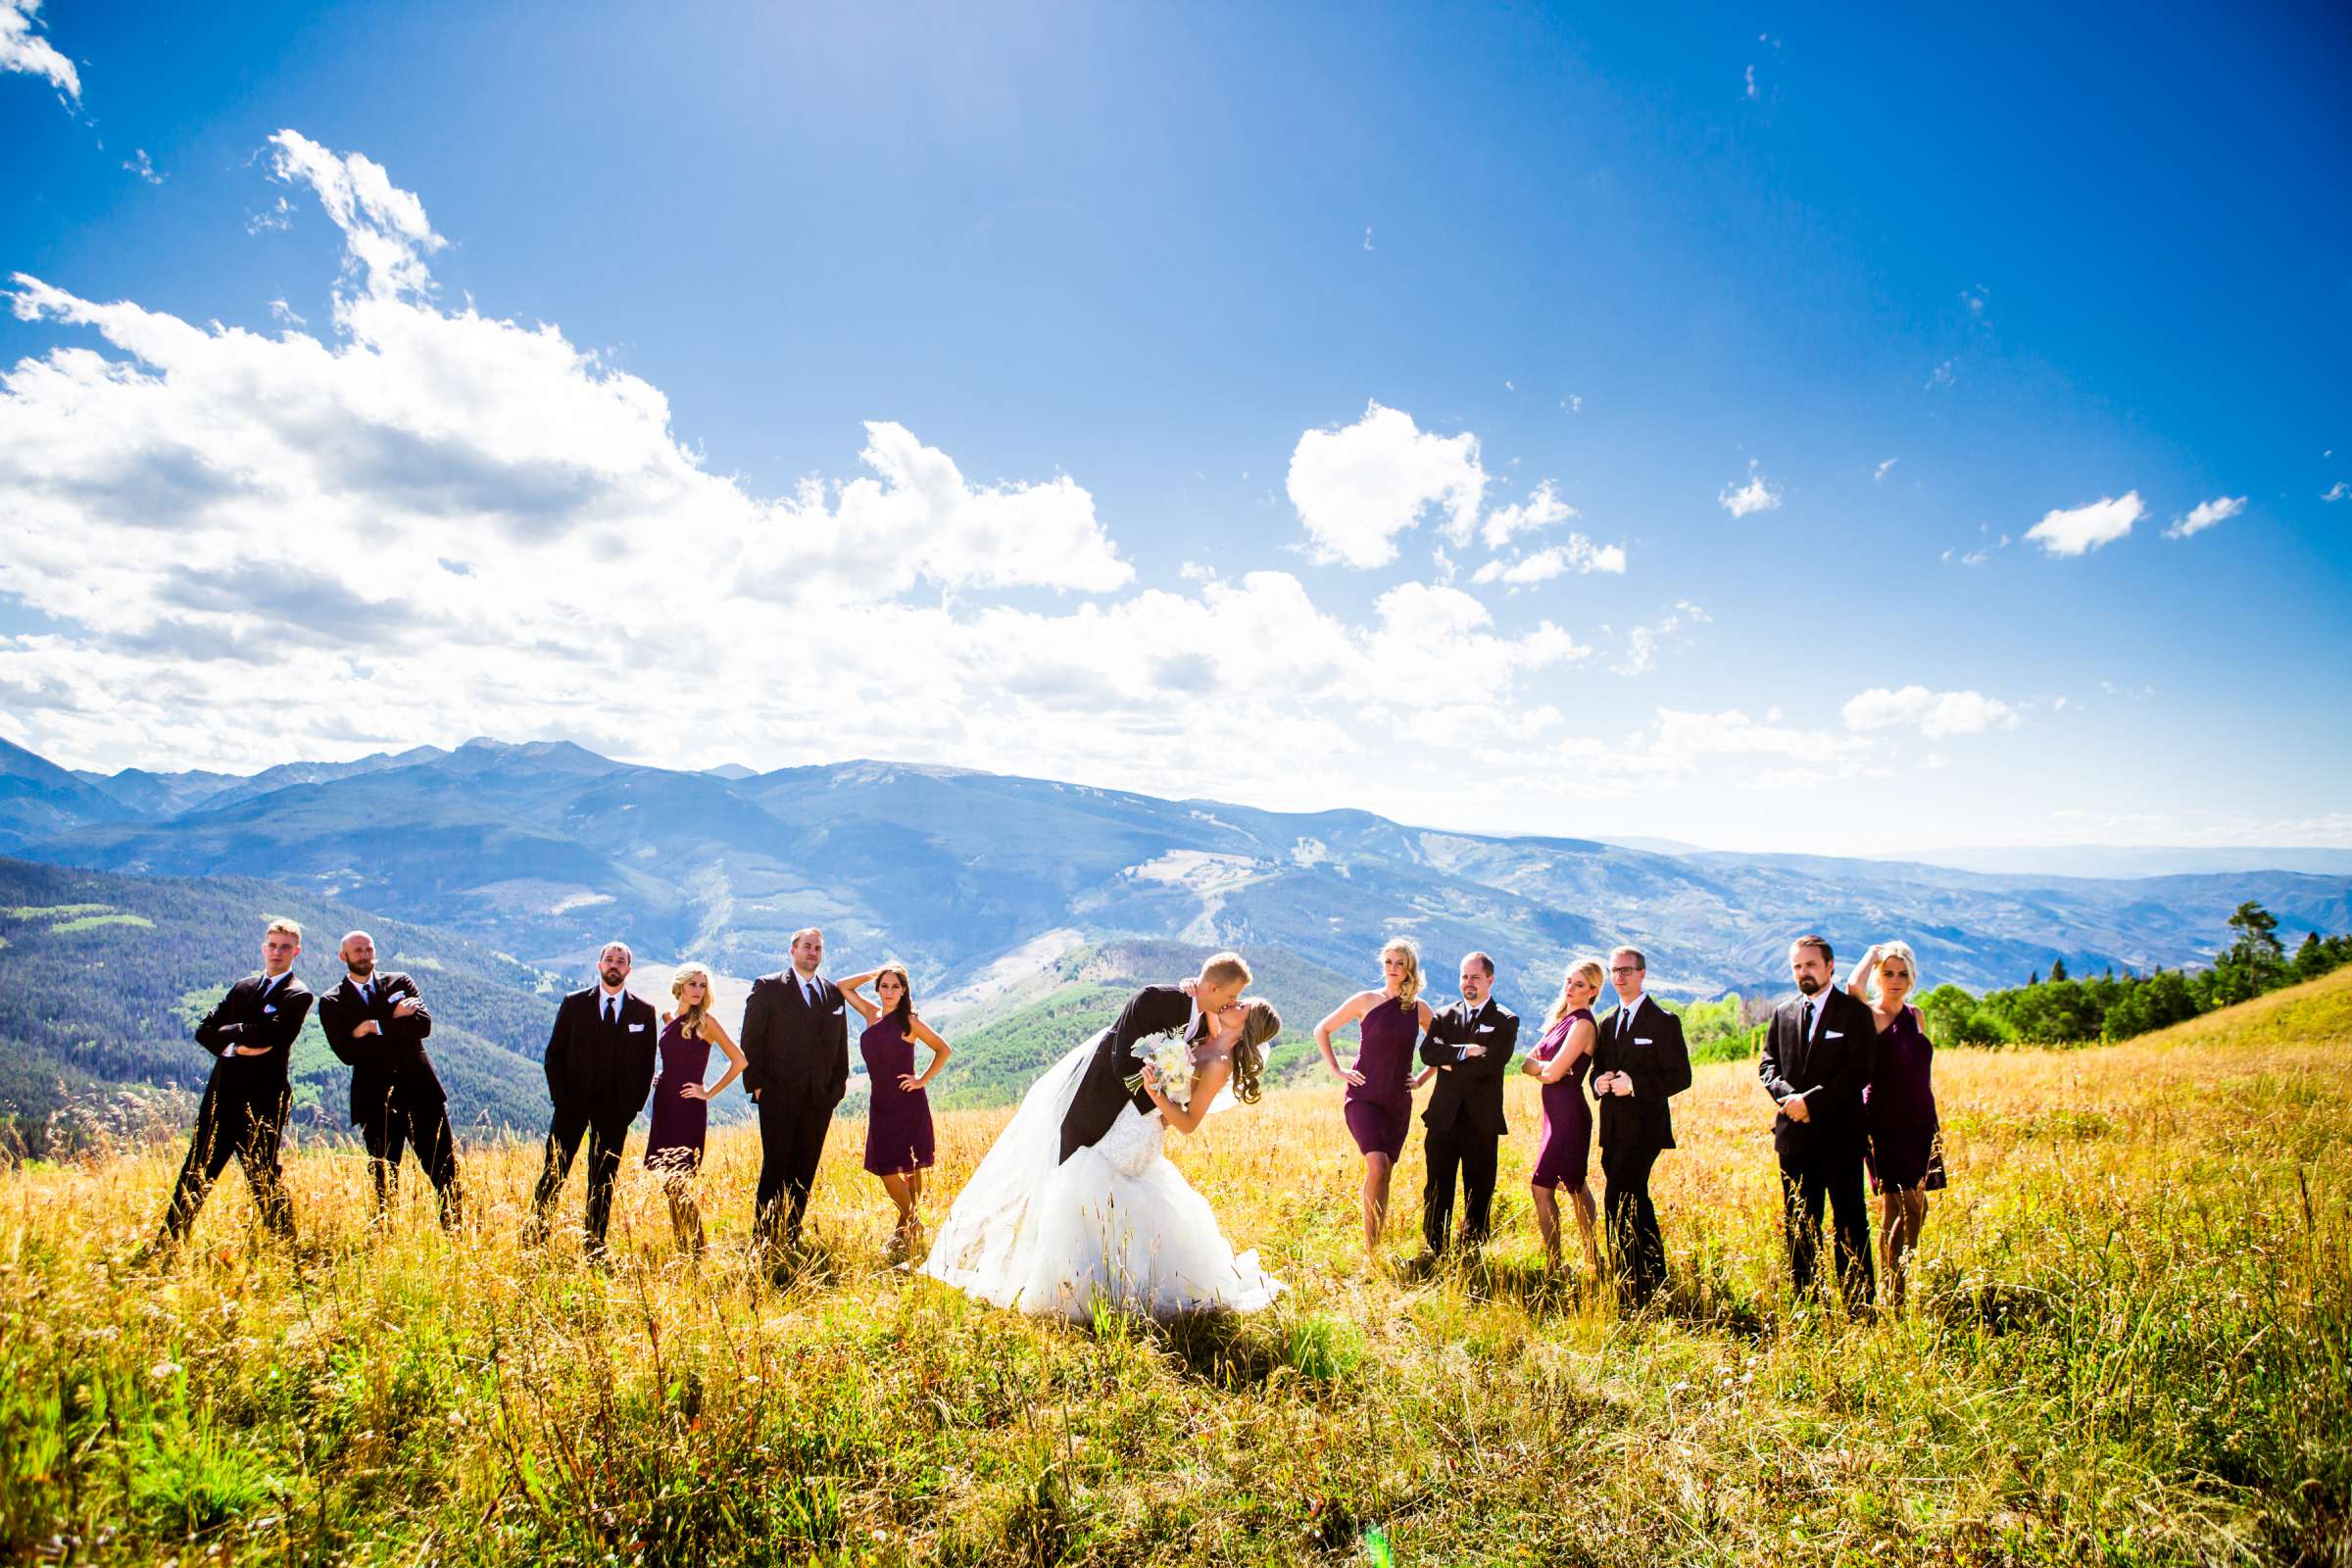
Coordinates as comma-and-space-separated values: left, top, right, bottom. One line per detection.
526, 940, 659, 1259
1758, 934, 1878, 1309
318, 930, 464, 1228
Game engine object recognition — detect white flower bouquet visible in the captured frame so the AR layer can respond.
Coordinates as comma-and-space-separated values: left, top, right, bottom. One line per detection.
1127, 1031, 1198, 1108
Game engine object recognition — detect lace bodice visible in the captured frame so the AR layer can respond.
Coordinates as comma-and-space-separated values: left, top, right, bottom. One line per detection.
1097, 1102, 1166, 1175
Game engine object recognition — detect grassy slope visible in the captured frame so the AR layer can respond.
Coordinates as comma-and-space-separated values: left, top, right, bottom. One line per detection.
2, 970, 2347, 1563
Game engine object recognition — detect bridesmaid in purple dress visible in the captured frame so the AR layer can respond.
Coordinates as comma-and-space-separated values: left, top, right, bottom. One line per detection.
1849, 941, 1942, 1310
1313, 938, 1438, 1257
1520, 958, 1604, 1277
838, 963, 953, 1260
644, 963, 746, 1257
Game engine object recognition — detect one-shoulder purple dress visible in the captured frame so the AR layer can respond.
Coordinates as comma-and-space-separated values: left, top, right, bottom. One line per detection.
860, 1017, 936, 1177
1865, 1006, 1940, 1191
1344, 995, 1418, 1160
1528, 1007, 1595, 1190
644, 1018, 710, 1175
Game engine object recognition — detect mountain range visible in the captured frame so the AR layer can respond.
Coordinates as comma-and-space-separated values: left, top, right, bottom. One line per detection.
5, 734, 2346, 1011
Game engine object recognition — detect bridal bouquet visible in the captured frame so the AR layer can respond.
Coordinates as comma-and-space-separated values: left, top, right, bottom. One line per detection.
1128, 1032, 1198, 1108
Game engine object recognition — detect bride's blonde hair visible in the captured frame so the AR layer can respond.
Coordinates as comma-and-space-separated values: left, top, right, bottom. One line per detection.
1381, 937, 1424, 1005
1229, 1001, 1281, 1104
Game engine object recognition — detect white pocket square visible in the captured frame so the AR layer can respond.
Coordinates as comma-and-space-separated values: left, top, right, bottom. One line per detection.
1476, 1024, 1495, 1034
629, 1022, 647, 1032
263, 1004, 277, 1015
1635, 1036, 1652, 1045
1824, 1030, 1844, 1039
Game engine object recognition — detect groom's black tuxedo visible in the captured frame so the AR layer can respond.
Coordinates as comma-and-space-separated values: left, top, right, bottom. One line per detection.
1057, 985, 1195, 1163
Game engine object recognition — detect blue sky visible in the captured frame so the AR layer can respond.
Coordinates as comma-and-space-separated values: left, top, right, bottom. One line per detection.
1, 1, 2347, 853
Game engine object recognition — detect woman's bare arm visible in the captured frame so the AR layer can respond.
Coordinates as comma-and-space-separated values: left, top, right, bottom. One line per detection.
1315, 991, 1378, 1085
906, 1015, 953, 1091
834, 971, 883, 1025
1146, 1054, 1231, 1137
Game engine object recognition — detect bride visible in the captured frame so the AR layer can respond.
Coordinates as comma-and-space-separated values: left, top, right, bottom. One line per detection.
918, 994, 1287, 1321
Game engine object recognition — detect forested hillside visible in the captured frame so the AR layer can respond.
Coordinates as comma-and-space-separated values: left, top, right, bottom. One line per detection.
0, 859, 563, 1155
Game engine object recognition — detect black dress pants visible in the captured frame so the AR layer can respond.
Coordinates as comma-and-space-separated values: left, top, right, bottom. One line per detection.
1779, 1135, 1875, 1307
1421, 1115, 1498, 1253
530, 1106, 630, 1254
1600, 1140, 1666, 1302
160, 1086, 296, 1244
755, 1090, 833, 1248
359, 1088, 464, 1225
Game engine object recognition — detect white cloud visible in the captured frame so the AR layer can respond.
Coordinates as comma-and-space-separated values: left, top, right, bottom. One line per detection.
1286, 400, 1487, 568
2165, 495, 2244, 540
0, 0, 76, 103
1362, 226, 1374, 252
2324, 481, 2348, 503
2026, 491, 2144, 557
1743, 64, 1758, 100
123, 150, 164, 186
1925, 360, 1956, 390
0, 131, 1602, 803
1718, 461, 1782, 518
1960, 285, 1987, 316
1471, 536, 1628, 585
1479, 479, 1576, 548
1842, 685, 2019, 738
1610, 601, 1708, 675
1874, 458, 1898, 482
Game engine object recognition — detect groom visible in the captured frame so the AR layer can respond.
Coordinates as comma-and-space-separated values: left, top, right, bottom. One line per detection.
1057, 951, 1252, 1163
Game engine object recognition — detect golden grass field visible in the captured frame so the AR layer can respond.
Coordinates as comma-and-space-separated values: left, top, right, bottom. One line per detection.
4, 969, 2349, 1565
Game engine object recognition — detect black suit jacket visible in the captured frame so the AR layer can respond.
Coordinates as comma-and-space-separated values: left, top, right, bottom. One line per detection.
1758, 987, 1874, 1160
193, 972, 314, 1105
1418, 998, 1518, 1136
1057, 985, 1194, 1163
739, 971, 850, 1108
1590, 995, 1691, 1152
319, 971, 446, 1119
543, 987, 661, 1124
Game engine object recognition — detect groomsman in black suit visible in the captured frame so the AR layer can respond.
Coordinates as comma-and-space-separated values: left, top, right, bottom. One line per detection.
1591, 946, 1691, 1304
1417, 951, 1518, 1257
1759, 934, 1877, 1308
318, 930, 464, 1228
526, 941, 659, 1259
153, 917, 315, 1252
741, 927, 849, 1254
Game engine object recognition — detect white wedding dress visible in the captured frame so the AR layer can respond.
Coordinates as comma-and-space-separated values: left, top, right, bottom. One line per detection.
918, 1029, 1286, 1321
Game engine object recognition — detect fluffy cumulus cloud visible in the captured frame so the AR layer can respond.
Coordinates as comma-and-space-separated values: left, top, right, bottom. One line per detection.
0, 0, 76, 103
1471, 536, 1627, 585
0, 132, 1598, 801
1480, 480, 1574, 548
2165, 495, 2244, 540
1841, 685, 2018, 738
1718, 462, 1782, 518
2026, 491, 2144, 556
1287, 400, 1487, 567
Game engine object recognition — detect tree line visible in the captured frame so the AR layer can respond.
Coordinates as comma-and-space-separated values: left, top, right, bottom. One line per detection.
1912, 901, 2349, 1047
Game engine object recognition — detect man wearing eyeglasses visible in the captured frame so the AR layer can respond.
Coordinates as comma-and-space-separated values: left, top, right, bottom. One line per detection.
1590, 946, 1690, 1305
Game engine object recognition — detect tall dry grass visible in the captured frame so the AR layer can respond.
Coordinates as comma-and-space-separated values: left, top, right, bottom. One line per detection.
3, 970, 2347, 1564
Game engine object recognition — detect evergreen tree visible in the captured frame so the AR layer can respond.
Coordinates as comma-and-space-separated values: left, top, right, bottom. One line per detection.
2049, 956, 2070, 983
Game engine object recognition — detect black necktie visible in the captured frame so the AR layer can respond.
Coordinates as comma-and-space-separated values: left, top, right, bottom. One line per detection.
360, 978, 374, 1005
1802, 999, 1817, 1045
1617, 1005, 1631, 1038
604, 998, 618, 1028
257, 975, 277, 1004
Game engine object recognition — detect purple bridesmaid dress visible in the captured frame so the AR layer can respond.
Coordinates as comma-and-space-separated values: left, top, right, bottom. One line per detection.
1344, 995, 1418, 1160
